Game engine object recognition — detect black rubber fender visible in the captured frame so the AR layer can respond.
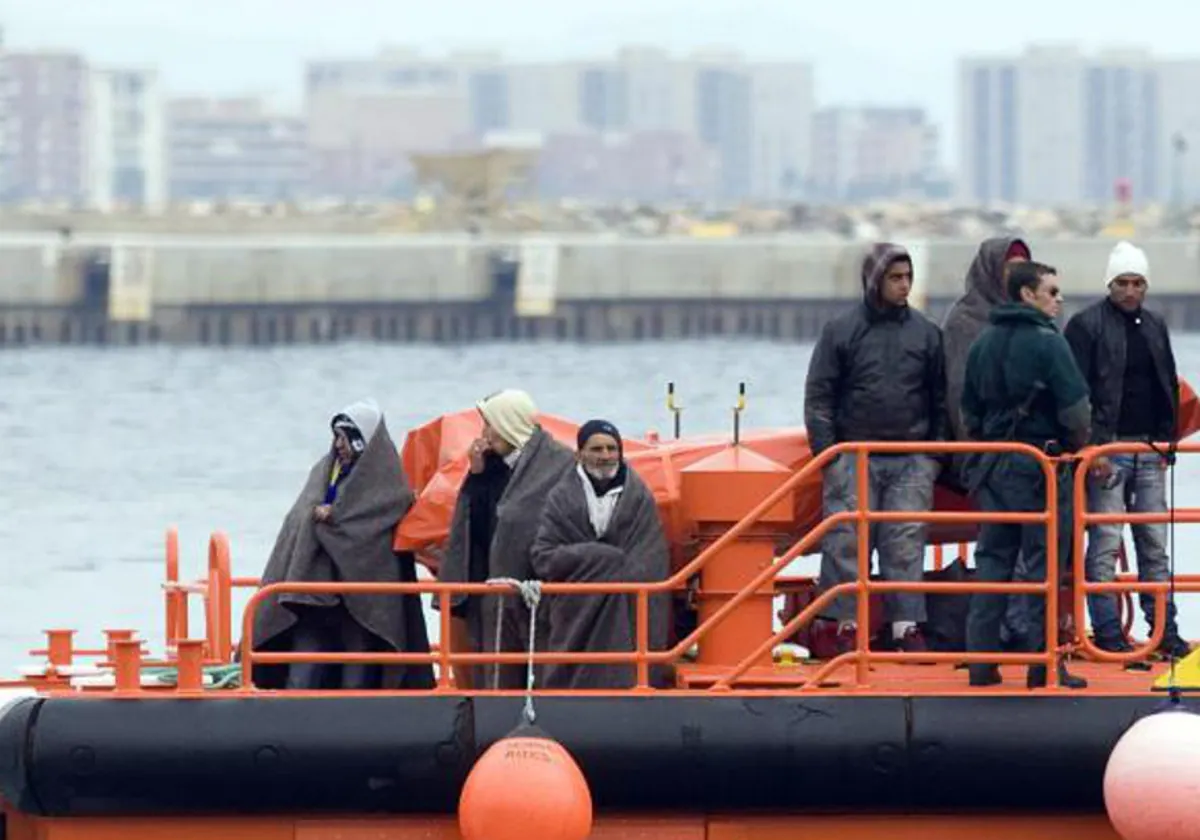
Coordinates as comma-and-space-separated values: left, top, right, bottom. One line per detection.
908, 695, 1158, 810
19, 696, 473, 816
472, 695, 913, 811
0, 692, 1173, 817
0, 696, 42, 814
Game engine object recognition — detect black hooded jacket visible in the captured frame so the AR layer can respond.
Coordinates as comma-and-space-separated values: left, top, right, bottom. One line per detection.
941, 236, 1029, 444
803, 243, 948, 458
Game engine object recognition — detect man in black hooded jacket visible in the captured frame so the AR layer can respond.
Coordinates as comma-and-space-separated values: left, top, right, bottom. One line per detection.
804, 243, 947, 656
941, 236, 1033, 650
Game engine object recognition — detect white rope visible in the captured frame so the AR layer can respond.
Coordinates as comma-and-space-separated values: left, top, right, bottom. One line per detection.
486, 577, 543, 725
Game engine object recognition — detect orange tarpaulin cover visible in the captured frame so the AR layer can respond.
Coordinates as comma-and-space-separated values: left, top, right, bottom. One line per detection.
395, 381, 1200, 572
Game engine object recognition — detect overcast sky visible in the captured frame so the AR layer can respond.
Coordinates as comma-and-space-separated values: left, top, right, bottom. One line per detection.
3, 0, 1197, 168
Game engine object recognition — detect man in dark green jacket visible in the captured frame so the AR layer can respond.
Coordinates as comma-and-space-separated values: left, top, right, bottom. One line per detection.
961, 261, 1091, 689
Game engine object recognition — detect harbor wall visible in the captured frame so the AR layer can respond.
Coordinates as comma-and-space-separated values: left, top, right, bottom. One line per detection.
0, 234, 1198, 346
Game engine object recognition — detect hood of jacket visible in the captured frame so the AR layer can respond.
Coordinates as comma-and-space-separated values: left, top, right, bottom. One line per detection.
860, 242, 913, 315
964, 236, 1030, 306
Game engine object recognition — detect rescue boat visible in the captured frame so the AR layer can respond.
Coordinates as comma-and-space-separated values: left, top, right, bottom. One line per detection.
2, 382, 1200, 840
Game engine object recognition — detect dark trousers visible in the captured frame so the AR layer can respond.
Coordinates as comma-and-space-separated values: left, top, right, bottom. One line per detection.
966, 455, 1073, 667
285, 602, 387, 690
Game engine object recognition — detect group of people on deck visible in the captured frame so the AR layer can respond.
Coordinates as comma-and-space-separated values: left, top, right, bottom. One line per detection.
804, 236, 1190, 689
251, 391, 669, 692
248, 235, 1191, 693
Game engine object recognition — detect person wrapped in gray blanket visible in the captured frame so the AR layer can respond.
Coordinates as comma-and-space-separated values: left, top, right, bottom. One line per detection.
436, 389, 575, 690
252, 398, 434, 691
531, 419, 672, 689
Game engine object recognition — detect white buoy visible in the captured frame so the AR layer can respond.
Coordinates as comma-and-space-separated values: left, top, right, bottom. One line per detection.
1104, 706, 1200, 840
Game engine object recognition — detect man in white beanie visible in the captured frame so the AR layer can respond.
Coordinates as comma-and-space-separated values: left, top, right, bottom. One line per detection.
1064, 241, 1190, 661
435, 388, 575, 689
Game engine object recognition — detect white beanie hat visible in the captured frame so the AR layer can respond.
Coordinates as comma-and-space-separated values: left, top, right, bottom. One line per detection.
477, 389, 537, 448
1105, 241, 1150, 287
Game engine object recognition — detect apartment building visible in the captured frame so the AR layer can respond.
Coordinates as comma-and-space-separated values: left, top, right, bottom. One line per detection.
957, 45, 1194, 206
166, 97, 307, 201
0, 51, 88, 203
810, 107, 940, 202
87, 67, 167, 210
304, 47, 472, 197
304, 46, 815, 201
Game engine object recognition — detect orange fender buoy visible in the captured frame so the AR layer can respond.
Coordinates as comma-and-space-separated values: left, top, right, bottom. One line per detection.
459, 724, 593, 840
1104, 706, 1200, 840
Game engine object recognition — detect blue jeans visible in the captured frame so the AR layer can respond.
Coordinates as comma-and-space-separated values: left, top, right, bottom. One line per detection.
818, 453, 936, 623
1085, 452, 1179, 643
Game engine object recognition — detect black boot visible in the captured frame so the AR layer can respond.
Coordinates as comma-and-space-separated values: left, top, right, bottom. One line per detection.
969, 664, 1002, 687
1157, 634, 1193, 661
1027, 660, 1087, 689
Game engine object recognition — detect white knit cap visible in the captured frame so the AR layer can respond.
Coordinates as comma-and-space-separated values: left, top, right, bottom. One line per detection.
1106, 241, 1150, 287
476, 389, 537, 448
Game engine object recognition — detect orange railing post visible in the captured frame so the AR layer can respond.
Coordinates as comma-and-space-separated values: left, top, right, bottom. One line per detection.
164, 527, 181, 651
853, 452, 871, 684
206, 532, 234, 663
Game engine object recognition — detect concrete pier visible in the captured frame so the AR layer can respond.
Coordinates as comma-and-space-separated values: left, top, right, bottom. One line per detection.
1, 233, 1198, 347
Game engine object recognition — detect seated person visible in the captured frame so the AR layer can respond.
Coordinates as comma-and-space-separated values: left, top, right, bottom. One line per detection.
437, 389, 575, 690
252, 398, 434, 690
531, 419, 671, 689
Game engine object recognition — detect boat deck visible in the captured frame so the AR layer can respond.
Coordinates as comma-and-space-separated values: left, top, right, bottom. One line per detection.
675, 654, 1188, 695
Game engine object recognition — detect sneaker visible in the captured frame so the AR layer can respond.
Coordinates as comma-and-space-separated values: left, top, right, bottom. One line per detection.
1095, 636, 1151, 671
896, 626, 929, 655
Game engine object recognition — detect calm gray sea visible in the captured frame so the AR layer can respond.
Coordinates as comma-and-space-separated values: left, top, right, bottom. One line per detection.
2, 337, 1199, 670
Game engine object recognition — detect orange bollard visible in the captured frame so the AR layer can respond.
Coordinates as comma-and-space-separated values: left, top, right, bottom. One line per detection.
45, 629, 75, 668
112, 639, 143, 694
102, 629, 137, 666
680, 445, 795, 669
175, 640, 205, 694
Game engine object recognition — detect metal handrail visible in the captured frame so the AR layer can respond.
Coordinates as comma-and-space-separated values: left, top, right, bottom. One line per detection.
715, 440, 1059, 689
1071, 441, 1200, 664
235, 440, 1067, 691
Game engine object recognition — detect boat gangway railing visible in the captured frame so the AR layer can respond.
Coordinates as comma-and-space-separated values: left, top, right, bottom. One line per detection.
22, 440, 1200, 694
1070, 440, 1200, 664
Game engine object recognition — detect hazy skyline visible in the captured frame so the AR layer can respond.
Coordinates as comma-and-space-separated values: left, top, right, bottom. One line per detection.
3, 0, 1198, 168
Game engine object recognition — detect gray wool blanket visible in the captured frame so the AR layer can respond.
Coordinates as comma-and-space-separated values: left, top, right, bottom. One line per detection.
252, 415, 431, 689
437, 426, 576, 689
531, 466, 670, 689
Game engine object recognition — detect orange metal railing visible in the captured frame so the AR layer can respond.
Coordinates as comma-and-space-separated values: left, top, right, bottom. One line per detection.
232, 440, 1078, 692
711, 440, 1063, 689
40, 439, 1191, 697
1072, 441, 1200, 664
161, 530, 259, 664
